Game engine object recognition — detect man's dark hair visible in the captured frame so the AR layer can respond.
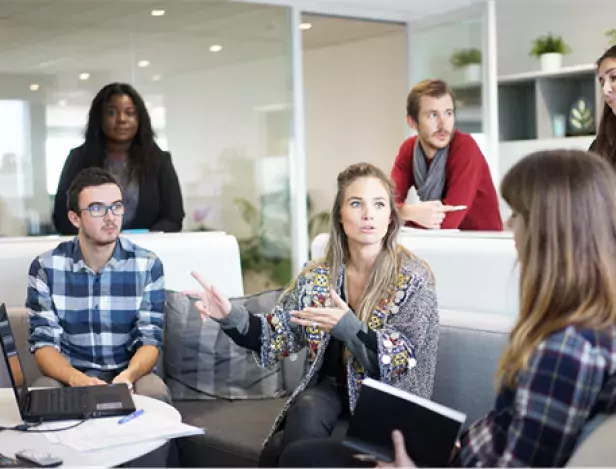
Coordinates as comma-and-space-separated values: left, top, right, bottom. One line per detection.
406, 79, 456, 122
67, 168, 120, 214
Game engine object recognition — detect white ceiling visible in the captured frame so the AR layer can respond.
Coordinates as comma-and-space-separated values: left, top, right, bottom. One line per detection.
0, 0, 408, 104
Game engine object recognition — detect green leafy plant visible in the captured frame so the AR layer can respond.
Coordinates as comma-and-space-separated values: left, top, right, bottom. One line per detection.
449, 48, 482, 69
233, 194, 330, 287
529, 33, 572, 57
606, 29, 616, 47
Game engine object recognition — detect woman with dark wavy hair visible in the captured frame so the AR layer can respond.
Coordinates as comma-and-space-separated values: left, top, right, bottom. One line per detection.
53, 83, 184, 234
590, 45, 616, 165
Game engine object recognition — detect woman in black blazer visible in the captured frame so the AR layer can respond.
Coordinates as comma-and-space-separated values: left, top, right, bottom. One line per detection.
53, 83, 185, 234
590, 45, 616, 163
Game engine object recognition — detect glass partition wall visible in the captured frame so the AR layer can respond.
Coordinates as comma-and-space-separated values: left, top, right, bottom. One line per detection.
0, 0, 297, 292
0, 0, 502, 292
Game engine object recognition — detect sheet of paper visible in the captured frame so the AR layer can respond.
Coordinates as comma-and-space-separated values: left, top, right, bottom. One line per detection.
40, 413, 204, 452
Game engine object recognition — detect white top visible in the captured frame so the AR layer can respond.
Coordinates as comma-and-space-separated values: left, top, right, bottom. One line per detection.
0, 390, 181, 467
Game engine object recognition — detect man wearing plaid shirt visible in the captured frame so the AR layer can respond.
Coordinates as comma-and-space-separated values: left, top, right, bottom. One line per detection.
27, 168, 169, 403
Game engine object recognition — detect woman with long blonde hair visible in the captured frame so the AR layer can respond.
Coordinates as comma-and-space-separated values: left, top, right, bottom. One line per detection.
185, 162, 439, 466
280, 150, 616, 468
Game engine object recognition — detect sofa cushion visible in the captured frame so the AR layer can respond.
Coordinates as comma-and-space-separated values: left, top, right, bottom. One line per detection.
6, 307, 41, 386
432, 310, 512, 427
566, 414, 616, 467
164, 289, 285, 400
175, 397, 287, 466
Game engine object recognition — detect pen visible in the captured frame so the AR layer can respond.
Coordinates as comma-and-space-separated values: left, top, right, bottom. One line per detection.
118, 409, 144, 425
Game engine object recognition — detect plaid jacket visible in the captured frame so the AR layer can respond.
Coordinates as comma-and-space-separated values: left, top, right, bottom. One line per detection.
460, 325, 616, 467
27, 237, 165, 376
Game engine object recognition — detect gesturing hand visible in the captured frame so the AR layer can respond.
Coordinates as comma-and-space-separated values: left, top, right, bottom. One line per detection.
401, 201, 466, 230
376, 430, 416, 468
290, 290, 350, 332
182, 271, 232, 321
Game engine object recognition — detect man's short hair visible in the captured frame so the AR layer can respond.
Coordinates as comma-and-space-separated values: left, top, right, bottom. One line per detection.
67, 168, 120, 214
406, 79, 456, 122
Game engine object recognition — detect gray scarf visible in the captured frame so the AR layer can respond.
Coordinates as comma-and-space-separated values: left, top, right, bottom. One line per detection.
412, 140, 449, 201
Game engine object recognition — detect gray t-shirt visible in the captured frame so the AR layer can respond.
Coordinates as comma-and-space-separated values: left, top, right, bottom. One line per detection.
105, 159, 140, 227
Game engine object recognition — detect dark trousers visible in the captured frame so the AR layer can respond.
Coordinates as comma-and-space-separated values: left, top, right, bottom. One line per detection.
259, 378, 347, 467
279, 438, 369, 467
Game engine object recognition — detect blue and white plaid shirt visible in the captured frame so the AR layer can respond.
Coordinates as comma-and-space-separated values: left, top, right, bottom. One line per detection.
27, 237, 165, 376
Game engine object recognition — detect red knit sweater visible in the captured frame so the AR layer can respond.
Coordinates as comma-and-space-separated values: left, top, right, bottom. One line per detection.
391, 130, 503, 231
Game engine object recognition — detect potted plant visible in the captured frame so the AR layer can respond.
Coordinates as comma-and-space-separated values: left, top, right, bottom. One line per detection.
450, 48, 482, 82
606, 29, 616, 47
529, 33, 571, 72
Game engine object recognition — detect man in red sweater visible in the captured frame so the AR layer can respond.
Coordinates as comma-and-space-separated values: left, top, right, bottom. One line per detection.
391, 79, 502, 231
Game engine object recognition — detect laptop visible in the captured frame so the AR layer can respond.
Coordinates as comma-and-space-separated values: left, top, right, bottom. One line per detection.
0, 304, 135, 422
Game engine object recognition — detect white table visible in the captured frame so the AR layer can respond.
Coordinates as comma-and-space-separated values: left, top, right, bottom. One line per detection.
0, 389, 181, 467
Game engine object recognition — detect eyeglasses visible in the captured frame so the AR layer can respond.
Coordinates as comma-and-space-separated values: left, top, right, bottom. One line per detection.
80, 202, 125, 217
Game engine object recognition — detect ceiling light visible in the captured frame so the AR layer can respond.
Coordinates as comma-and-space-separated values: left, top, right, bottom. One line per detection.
151, 9, 165, 16
58, 99, 67, 106
79, 73, 90, 81
299, 22, 312, 30
152, 74, 162, 82
209, 44, 223, 53
29, 83, 39, 91
138, 60, 150, 68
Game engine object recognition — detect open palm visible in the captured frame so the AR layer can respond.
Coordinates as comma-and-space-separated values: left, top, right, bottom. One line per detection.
183, 271, 231, 321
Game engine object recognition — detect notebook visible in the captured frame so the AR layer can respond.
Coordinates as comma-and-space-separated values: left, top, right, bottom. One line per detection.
343, 378, 466, 467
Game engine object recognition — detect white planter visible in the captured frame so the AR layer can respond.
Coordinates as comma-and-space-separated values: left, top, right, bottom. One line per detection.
464, 64, 482, 82
540, 53, 563, 72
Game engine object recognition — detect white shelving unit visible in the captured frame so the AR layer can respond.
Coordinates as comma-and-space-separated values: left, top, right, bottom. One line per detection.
498, 63, 600, 143
496, 63, 600, 198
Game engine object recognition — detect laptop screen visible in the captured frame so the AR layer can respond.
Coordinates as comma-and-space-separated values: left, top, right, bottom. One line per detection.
0, 304, 28, 409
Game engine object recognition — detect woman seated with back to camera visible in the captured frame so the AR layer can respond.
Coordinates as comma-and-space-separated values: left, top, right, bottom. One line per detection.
53, 83, 184, 234
185, 163, 439, 467
279, 149, 616, 468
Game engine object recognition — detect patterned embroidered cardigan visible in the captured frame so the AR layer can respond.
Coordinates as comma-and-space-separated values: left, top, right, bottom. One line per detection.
228, 248, 439, 446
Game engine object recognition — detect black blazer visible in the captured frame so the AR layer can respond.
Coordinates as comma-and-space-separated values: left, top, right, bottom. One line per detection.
52, 145, 185, 234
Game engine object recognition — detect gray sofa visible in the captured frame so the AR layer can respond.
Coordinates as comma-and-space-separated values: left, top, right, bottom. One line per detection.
7, 302, 513, 467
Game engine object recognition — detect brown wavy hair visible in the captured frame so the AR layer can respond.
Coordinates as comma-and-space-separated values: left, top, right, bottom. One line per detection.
497, 149, 616, 388
595, 46, 616, 165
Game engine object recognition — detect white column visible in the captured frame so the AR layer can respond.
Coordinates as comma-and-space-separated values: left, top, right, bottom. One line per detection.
483, 0, 500, 186
289, 7, 309, 274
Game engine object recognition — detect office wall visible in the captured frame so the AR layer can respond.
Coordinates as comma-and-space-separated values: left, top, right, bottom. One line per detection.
496, 0, 616, 76
303, 31, 407, 214
160, 31, 408, 231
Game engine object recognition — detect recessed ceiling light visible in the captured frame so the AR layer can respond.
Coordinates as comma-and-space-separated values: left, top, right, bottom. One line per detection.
299, 22, 312, 30
151, 9, 165, 16
209, 44, 223, 53
138, 60, 150, 68
58, 99, 67, 106
152, 74, 162, 82
79, 72, 90, 81
29, 83, 39, 91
